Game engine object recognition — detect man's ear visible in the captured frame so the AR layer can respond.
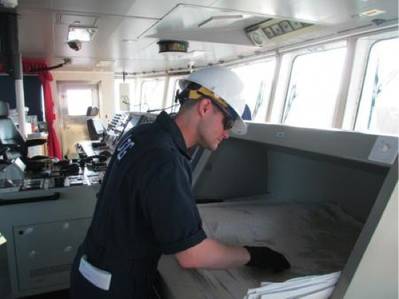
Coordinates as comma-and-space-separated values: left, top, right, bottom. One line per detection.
197, 98, 212, 117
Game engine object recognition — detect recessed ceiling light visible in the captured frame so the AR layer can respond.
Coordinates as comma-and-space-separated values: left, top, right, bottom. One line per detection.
189, 50, 206, 58
122, 39, 137, 43
96, 60, 114, 67
359, 9, 386, 17
198, 15, 246, 28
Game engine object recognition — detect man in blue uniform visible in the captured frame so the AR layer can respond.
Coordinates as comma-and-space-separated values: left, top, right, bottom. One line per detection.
70, 66, 290, 299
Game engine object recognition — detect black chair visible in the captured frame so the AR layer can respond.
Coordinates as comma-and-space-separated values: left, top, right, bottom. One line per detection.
0, 101, 46, 162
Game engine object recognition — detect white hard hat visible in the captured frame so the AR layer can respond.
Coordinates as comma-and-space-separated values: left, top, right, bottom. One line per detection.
180, 66, 247, 135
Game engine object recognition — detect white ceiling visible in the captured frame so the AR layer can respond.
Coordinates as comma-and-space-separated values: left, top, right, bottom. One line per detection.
16, 0, 398, 74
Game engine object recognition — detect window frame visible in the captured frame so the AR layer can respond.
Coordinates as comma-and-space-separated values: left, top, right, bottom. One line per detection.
279, 42, 348, 129
57, 81, 100, 121
138, 78, 166, 112
231, 58, 277, 122
353, 36, 399, 135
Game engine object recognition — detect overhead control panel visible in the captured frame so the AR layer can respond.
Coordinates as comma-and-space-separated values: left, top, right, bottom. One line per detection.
245, 19, 314, 47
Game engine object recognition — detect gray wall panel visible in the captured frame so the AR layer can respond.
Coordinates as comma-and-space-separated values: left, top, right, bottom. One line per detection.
194, 137, 388, 222
193, 139, 268, 201
266, 149, 387, 222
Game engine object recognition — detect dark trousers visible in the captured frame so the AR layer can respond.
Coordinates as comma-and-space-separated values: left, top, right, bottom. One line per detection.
70, 247, 163, 299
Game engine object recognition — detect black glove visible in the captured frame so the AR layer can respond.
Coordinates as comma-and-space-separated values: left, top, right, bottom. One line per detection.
245, 246, 290, 272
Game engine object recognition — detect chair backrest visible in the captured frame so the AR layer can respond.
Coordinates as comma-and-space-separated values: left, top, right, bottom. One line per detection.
87, 118, 104, 140
86, 106, 100, 117
0, 101, 27, 157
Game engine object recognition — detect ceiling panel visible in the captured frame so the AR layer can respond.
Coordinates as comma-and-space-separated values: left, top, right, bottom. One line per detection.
17, 0, 52, 10
53, 16, 154, 57
44, 0, 140, 17
112, 38, 257, 73
58, 14, 97, 26
143, 5, 268, 45
18, 10, 54, 57
15, 0, 399, 74
109, 17, 158, 43
18, 0, 216, 18
125, 0, 216, 18
212, 0, 398, 24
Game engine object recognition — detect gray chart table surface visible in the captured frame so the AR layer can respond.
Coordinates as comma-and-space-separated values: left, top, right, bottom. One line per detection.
159, 198, 362, 299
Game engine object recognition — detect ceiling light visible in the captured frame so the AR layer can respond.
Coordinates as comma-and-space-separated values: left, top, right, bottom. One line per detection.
189, 50, 206, 58
122, 39, 137, 43
96, 60, 114, 67
359, 9, 386, 17
198, 15, 246, 28
68, 25, 97, 42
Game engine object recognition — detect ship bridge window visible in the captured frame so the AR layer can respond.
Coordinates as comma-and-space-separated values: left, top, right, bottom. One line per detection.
164, 75, 185, 114
139, 79, 166, 112
232, 59, 276, 122
282, 46, 347, 129
64, 85, 98, 116
355, 37, 399, 136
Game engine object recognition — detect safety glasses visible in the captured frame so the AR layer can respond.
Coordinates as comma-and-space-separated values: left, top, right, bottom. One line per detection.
211, 101, 234, 130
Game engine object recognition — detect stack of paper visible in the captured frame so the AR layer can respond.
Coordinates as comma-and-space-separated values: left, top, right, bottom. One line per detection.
244, 272, 341, 299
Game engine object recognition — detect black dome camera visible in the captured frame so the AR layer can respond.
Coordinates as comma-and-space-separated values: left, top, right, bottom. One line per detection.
67, 39, 82, 51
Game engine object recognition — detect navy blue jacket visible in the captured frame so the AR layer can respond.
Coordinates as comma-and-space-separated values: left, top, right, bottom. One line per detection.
70, 112, 206, 299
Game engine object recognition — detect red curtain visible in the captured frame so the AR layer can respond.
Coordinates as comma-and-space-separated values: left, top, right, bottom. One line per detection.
0, 59, 62, 159
23, 58, 62, 159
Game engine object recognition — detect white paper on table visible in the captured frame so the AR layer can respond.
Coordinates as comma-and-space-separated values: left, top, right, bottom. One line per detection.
244, 272, 340, 299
